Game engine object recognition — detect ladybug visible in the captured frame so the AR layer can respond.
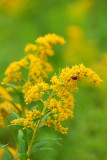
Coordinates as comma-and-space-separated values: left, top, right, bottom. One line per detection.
71, 75, 77, 80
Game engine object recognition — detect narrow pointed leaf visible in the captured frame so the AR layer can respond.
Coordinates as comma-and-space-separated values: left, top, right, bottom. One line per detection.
0, 144, 8, 149
18, 130, 27, 160
1, 147, 13, 160
39, 111, 51, 127
6, 83, 25, 110
31, 138, 60, 154
22, 129, 30, 146
8, 108, 20, 120
14, 153, 21, 159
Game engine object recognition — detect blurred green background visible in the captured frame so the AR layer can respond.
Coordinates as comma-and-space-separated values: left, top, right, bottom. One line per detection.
0, 0, 107, 160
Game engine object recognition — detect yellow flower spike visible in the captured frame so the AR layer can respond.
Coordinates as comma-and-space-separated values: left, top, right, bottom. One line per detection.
42, 64, 102, 134
35, 33, 65, 60
11, 118, 25, 125
2, 34, 65, 86
23, 64, 101, 134
11, 109, 41, 129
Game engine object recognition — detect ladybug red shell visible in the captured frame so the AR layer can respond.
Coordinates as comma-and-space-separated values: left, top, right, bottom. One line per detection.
71, 75, 77, 80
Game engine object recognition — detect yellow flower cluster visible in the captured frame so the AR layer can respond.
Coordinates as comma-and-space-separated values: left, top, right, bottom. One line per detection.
11, 64, 102, 134
26, 33, 65, 60
2, 53, 52, 86
25, 43, 37, 53
43, 116, 68, 134
59, 64, 102, 87
22, 81, 33, 93
11, 118, 25, 125
0, 86, 22, 127
3, 30, 101, 136
36, 33, 65, 46
15, 64, 101, 134
23, 109, 40, 128
25, 82, 49, 104
2, 57, 28, 85
42, 95, 73, 134
11, 109, 41, 129
27, 54, 53, 83
2, 34, 65, 87
43, 64, 102, 134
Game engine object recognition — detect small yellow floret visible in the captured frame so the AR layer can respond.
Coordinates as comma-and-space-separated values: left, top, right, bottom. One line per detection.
25, 43, 37, 53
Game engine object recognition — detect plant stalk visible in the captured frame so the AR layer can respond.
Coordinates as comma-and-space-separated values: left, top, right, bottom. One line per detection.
27, 106, 46, 157
27, 91, 55, 157
27, 119, 41, 156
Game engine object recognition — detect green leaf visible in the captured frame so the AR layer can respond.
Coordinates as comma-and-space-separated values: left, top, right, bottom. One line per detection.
18, 92, 25, 111
30, 104, 38, 111
0, 144, 8, 149
22, 129, 30, 146
6, 83, 16, 89
33, 138, 61, 145
30, 138, 60, 154
18, 130, 27, 160
26, 101, 38, 110
8, 108, 20, 120
14, 153, 28, 160
6, 83, 25, 111
38, 147, 55, 151
1, 147, 13, 160
14, 153, 21, 159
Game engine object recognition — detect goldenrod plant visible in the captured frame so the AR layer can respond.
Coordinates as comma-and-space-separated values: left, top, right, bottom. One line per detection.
0, 34, 102, 160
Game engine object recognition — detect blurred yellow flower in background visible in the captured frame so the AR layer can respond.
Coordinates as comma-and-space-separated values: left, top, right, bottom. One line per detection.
64, 25, 97, 65
66, 0, 94, 20
0, 0, 30, 15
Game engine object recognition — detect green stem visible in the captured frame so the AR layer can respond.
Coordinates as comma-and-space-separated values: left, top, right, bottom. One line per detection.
27, 106, 46, 157
27, 91, 55, 157
27, 119, 41, 156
